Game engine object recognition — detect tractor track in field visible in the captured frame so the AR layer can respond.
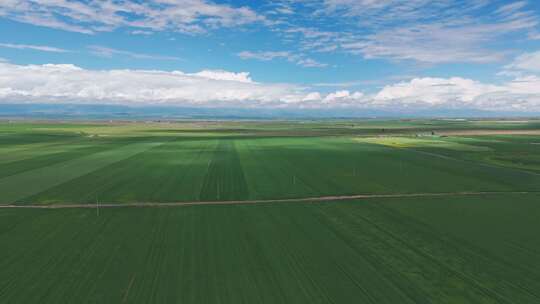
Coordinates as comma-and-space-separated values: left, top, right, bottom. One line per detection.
0, 191, 537, 209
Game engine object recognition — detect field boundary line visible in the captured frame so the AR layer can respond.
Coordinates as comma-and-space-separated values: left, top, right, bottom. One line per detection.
0, 191, 537, 209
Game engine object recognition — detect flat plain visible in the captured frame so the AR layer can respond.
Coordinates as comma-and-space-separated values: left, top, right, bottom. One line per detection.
1, 119, 539, 303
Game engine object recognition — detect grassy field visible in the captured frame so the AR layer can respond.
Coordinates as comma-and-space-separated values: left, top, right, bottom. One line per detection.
1, 194, 539, 303
1, 119, 540, 303
1, 120, 540, 204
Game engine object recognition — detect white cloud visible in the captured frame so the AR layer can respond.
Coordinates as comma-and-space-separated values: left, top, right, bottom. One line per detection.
528, 31, 540, 40
296, 58, 328, 68
0, 42, 69, 53
88, 45, 181, 61
302, 92, 322, 101
506, 75, 540, 95
130, 30, 153, 35
372, 76, 540, 111
339, 7, 537, 63
283, 1, 539, 63
274, 6, 294, 15
238, 50, 327, 68
192, 70, 253, 83
281, 27, 341, 53
322, 0, 489, 20
319, 90, 365, 107
324, 90, 349, 101
266, 2, 295, 15
0, 0, 265, 34
342, 23, 511, 63
374, 77, 500, 106
0, 62, 300, 107
495, 1, 528, 15
504, 51, 540, 73
237, 51, 291, 61
324, 90, 356, 101
1, 62, 540, 111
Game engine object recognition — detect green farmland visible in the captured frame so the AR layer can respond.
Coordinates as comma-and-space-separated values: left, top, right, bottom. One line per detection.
1, 119, 540, 303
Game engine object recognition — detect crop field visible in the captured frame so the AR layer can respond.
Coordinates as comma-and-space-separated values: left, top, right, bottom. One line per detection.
1, 119, 540, 303
2, 194, 540, 303
1, 120, 540, 204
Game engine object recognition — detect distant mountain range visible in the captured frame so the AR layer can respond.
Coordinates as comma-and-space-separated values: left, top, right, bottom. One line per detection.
0, 104, 538, 120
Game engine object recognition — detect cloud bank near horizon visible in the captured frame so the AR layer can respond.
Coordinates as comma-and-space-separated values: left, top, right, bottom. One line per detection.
1, 61, 540, 112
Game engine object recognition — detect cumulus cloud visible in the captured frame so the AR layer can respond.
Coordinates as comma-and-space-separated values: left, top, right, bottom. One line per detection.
0, 62, 300, 107
1, 62, 540, 111
374, 77, 500, 106
302, 92, 322, 101
373, 76, 540, 111
0, 42, 69, 53
0, 0, 265, 34
324, 90, 363, 102
192, 70, 253, 83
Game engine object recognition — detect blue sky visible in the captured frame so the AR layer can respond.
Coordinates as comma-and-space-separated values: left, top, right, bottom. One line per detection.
1, 0, 540, 112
